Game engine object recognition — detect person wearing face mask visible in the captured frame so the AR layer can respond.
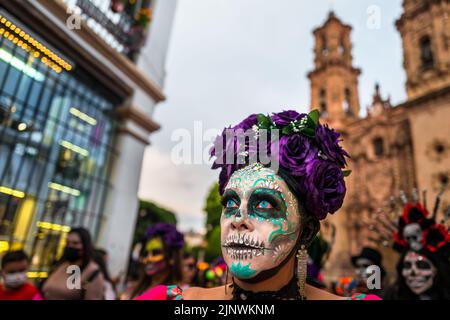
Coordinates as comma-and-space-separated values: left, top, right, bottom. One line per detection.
0, 250, 37, 300
136, 110, 381, 300
128, 223, 184, 299
37, 227, 105, 300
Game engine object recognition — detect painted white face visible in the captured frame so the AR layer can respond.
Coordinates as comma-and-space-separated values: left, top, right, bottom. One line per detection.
355, 258, 373, 280
403, 223, 423, 251
220, 163, 301, 280
402, 251, 436, 295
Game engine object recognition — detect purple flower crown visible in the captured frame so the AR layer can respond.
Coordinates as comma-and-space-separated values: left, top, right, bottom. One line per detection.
209, 110, 350, 220
144, 223, 185, 249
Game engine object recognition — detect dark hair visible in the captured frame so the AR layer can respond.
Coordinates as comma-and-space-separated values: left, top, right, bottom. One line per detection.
183, 252, 195, 260
1, 250, 29, 269
64, 227, 94, 271
182, 252, 200, 286
93, 248, 112, 283
277, 167, 320, 246
93, 248, 117, 297
386, 249, 450, 300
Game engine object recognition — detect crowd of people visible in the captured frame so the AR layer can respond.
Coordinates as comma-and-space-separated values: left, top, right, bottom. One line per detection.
1, 109, 449, 300
2, 193, 448, 301
0, 223, 228, 300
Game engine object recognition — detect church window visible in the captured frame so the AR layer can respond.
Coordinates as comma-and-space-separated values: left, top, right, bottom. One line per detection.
319, 88, 327, 116
373, 137, 384, 157
420, 36, 434, 69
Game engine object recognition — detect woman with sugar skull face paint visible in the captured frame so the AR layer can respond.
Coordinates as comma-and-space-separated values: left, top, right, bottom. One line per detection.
370, 191, 450, 300
136, 110, 381, 300
128, 223, 184, 299
385, 248, 450, 300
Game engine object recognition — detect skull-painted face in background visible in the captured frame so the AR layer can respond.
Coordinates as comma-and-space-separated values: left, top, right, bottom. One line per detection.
402, 251, 436, 295
355, 258, 373, 281
141, 237, 167, 276
221, 163, 301, 280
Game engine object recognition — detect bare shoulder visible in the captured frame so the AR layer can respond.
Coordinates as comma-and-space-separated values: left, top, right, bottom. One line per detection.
183, 285, 231, 300
306, 284, 346, 300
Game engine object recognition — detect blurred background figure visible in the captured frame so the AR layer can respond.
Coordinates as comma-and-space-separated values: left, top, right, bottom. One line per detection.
368, 190, 450, 300
351, 247, 387, 297
93, 248, 118, 300
200, 258, 227, 288
307, 235, 333, 290
0, 250, 37, 300
179, 253, 199, 289
38, 227, 104, 300
126, 223, 184, 299
385, 249, 450, 300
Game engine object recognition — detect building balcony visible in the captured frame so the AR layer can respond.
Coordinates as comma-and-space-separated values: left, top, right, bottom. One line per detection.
63, 0, 152, 61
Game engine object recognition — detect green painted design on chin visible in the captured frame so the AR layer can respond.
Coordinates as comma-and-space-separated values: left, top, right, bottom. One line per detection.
230, 261, 257, 279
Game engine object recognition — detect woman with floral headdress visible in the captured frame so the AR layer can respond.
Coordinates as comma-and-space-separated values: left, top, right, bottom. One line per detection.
126, 223, 184, 299
372, 196, 450, 300
136, 110, 381, 300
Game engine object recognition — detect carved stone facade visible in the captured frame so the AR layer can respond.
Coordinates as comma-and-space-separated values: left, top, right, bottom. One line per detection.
308, 2, 450, 280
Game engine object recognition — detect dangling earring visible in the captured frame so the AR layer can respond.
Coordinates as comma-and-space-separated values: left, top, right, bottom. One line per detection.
225, 265, 229, 295
297, 244, 307, 300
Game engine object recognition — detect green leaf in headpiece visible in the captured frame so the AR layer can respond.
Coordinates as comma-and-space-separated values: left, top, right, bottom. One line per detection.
300, 127, 315, 138
308, 109, 320, 126
256, 114, 274, 130
342, 170, 352, 177
281, 126, 293, 135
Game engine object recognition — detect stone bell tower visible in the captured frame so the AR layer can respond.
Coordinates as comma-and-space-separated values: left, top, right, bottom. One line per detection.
396, 0, 450, 100
308, 11, 361, 126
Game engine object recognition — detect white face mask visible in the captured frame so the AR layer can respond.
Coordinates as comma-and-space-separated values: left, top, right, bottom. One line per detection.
402, 251, 436, 295
3, 272, 28, 288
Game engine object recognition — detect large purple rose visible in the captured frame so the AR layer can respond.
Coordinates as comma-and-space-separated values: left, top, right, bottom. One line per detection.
278, 134, 317, 175
303, 159, 346, 220
271, 110, 306, 126
232, 114, 258, 131
145, 223, 184, 249
315, 124, 349, 168
210, 127, 243, 169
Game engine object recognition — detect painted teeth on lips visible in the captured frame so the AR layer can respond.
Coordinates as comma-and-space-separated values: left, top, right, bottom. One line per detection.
223, 234, 265, 249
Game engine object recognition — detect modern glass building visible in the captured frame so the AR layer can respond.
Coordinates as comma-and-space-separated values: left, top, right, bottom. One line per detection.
0, 10, 119, 271
0, 0, 177, 277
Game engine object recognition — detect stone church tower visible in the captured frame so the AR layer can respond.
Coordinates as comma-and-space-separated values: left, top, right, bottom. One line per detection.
308, 11, 361, 127
396, 0, 450, 100
308, 3, 450, 281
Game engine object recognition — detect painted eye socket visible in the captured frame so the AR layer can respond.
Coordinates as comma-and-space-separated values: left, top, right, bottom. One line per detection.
226, 199, 239, 208
256, 200, 273, 209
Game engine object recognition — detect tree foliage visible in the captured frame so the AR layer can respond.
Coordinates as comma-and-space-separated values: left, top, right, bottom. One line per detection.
204, 183, 222, 239
133, 199, 177, 244
203, 183, 223, 261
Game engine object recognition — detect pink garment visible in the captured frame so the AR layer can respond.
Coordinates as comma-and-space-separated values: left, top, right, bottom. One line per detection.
134, 285, 168, 300
348, 293, 382, 300
32, 292, 44, 300
135, 285, 382, 300
361, 294, 382, 300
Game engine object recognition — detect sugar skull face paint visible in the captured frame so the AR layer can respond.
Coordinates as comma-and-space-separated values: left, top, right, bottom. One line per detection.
141, 237, 167, 276
402, 251, 436, 295
221, 163, 301, 280
355, 257, 373, 281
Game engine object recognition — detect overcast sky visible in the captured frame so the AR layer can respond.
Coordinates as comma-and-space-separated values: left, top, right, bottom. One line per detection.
138, 0, 406, 233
